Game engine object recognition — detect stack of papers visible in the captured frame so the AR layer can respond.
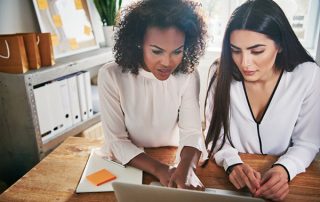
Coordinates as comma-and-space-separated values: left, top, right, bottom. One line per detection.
76, 149, 143, 193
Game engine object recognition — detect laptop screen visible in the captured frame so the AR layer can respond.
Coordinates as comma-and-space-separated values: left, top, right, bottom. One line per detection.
112, 182, 265, 202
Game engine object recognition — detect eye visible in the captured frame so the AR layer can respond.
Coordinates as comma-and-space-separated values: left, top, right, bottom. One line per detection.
231, 48, 241, 54
251, 50, 264, 55
173, 50, 183, 55
152, 49, 163, 55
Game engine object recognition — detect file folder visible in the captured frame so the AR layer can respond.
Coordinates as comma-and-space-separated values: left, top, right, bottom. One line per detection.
67, 75, 81, 125
44, 81, 65, 142
76, 72, 88, 121
34, 81, 65, 143
84, 71, 94, 117
57, 79, 73, 129
34, 83, 53, 137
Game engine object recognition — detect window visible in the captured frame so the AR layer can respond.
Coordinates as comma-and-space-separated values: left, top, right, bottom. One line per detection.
120, 0, 319, 54
199, 0, 320, 53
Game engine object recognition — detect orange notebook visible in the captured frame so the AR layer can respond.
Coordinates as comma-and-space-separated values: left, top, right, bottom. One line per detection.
86, 169, 117, 186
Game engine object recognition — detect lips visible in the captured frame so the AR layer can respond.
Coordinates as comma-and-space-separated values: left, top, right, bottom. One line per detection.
158, 68, 172, 74
243, 70, 256, 76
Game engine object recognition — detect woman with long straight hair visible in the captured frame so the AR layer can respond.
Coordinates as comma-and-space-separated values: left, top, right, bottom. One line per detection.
204, 0, 320, 200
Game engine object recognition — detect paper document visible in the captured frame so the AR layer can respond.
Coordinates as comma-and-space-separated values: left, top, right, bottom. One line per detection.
76, 149, 143, 193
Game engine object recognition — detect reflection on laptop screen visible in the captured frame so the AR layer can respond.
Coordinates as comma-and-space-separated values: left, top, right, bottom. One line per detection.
112, 182, 265, 202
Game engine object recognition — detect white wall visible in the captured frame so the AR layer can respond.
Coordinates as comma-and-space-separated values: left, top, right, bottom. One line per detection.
0, 0, 39, 34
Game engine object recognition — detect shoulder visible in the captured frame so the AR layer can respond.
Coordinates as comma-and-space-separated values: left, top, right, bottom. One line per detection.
288, 62, 320, 91
98, 62, 128, 88
99, 62, 122, 77
292, 62, 319, 77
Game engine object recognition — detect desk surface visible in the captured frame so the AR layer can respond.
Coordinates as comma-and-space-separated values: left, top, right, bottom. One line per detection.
1, 137, 319, 202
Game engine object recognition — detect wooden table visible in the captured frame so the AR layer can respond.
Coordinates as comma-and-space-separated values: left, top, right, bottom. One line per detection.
0, 137, 319, 202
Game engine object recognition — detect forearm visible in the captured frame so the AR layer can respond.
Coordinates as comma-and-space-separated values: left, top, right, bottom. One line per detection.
127, 153, 168, 176
178, 146, 201, 170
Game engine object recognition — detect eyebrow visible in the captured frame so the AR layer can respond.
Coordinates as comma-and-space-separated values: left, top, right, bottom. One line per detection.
230, 44, 266, 50
150, 44, 184, 52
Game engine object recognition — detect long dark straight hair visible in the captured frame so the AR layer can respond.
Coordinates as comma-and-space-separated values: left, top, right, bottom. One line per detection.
205, 0, 315, 157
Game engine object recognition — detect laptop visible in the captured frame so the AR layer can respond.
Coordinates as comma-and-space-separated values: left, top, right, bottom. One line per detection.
112, 182, 265, 202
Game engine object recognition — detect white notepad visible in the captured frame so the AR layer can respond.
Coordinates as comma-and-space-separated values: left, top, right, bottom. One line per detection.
76, 149, 143, 193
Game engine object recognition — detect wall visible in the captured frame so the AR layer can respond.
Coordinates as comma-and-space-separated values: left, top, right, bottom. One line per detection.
0, 0, 39, 34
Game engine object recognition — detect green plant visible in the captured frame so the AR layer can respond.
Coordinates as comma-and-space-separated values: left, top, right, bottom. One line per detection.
94, 0, 122, 26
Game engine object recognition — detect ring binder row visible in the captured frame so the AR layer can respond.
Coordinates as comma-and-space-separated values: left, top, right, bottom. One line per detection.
33, 71, 94, 143
0, 33, 55, 74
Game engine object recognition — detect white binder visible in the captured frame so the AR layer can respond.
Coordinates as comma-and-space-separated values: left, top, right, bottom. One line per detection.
67, 75, 81, 125
57, 79, 73, 129
34, 81, 65, 143
45, 81, 65, 141
34, 83, 53, 137
84, 71, 94, 117
76, 72, 88, 121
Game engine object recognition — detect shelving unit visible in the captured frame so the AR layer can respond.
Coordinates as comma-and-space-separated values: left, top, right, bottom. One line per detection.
0, 48, 113, 185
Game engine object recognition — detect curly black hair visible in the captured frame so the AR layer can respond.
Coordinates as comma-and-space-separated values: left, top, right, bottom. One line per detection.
113, 0, 207, 74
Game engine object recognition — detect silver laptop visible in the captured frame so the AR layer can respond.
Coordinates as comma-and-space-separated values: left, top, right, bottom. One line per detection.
112, 182, 265, 202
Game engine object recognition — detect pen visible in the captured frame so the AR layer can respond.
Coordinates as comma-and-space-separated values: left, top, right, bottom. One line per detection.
102, 157, 126, 168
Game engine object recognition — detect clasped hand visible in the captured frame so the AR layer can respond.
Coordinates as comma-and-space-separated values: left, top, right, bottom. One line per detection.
230, 164, 289, 201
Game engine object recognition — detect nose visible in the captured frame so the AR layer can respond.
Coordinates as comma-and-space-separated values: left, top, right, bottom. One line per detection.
160, 54, 170, 67
241, 52, 251, 69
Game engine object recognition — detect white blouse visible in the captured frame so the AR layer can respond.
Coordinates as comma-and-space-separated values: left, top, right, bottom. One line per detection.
98, 62, 207, 165
205, 62, 320, 180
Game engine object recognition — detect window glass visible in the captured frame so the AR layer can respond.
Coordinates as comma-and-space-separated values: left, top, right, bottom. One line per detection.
199, 0, 319, 50
120, 0, 319, 51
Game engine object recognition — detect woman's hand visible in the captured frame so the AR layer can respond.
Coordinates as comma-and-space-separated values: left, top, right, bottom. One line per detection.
167, 146, 204, 190
154, 164, 176, 186
168, 164, 204, 190
229, 163, 261, 194
254, 165, 289, 201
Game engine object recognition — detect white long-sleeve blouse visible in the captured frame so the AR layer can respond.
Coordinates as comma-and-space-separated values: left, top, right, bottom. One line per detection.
98, 62, 207, 165
205, 62, 320, 180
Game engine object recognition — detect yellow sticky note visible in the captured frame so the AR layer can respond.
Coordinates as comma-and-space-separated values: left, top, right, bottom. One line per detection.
69, 38, 79, 49
86, 169, 116, 186
74, 0, 83, 10
51, 34, 59, 47
84, 25, 91, 36
52, 15, 63, 28
37, 0, 48, 10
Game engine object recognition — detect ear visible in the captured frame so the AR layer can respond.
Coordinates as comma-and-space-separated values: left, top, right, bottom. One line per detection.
277, 45, 283, 53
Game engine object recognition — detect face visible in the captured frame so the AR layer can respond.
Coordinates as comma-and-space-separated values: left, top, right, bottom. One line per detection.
142, 26, 185, 80
230, 30, 281, 83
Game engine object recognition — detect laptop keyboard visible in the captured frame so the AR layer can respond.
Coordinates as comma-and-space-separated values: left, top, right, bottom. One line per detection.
150, 181, 251, 197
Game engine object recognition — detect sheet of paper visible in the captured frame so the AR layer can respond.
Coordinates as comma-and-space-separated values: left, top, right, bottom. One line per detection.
76, 149, 143, 193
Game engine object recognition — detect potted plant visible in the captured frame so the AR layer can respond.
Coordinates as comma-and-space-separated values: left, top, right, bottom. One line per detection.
94, 0, 122, 46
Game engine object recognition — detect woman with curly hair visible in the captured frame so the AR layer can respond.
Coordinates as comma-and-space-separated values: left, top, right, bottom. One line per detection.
98, 0, 208, 190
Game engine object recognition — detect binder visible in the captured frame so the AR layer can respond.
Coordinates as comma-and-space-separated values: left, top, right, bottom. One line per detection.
34, 81, 65, 143
56, 79, 73, 129
34, 83, 53, 137
76, 72, 88, 121
67, 75, 81, 125
45, 81, 65, 141
84, 71, 94, 117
